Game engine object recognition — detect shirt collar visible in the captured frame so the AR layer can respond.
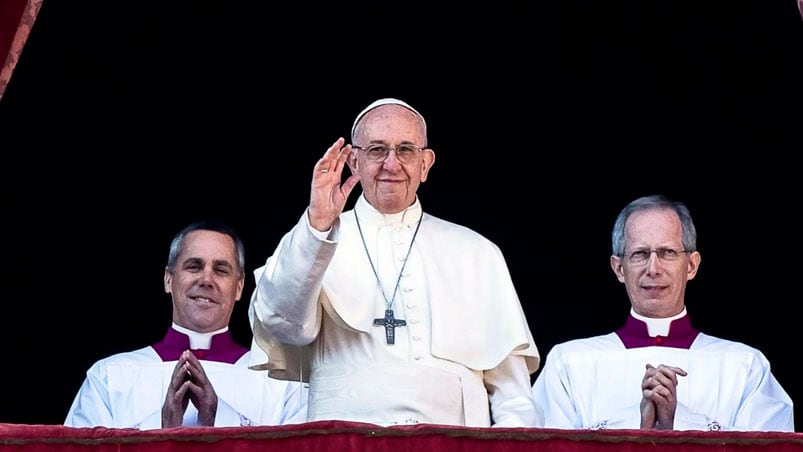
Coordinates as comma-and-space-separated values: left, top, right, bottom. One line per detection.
355, 194, 422, 226
616, 308, 699, 349
152, 326, 247, 363
171, 322, 225, 349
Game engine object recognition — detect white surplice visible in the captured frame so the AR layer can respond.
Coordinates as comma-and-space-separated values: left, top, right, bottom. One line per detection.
249, 195, 541, 427
532, 325, 794, 431
65, 344, 308, 429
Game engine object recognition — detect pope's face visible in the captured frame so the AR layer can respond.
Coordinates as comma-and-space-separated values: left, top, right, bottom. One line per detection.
348, 104, 435, 215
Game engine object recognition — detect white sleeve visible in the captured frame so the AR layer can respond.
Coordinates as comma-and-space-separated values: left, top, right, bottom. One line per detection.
486, 354, 543, 427
212, 398, 242, 427
279, 381, 310, 424
64, 360, 162, 430
64, 366, 115, 428
531, 346, 583, 429
675, 350, 794, 432
251, 210, 338, 346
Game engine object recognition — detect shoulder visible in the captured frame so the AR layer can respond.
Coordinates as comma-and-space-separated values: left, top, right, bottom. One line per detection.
421, 213, 499, 249
545, 332, 621, 358
85, 346, 159, 372
693, 333, 771, 361
538, 333, 621, 372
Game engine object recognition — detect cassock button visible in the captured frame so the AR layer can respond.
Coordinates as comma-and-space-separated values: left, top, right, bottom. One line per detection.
192, 349, 207, 358
654, 336, 664, 345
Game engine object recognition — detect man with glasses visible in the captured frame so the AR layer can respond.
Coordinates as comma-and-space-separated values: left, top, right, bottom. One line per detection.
532, 194, 793, 431
247, 98, 541, 427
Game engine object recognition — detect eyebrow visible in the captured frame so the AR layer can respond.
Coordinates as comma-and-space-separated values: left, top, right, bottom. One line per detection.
182, 257, 235, 268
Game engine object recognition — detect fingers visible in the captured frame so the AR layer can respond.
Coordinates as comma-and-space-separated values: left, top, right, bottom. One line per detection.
168, 354, 193, 389
308, 138, 358, 232
640, 398, 656, 420
181, 350, 209, 386
341, 173, 360, 197
315, 138, 351, 177
644, 363, 687, 384
642, 363, 687, 403
661, 364, 688, 377
642, 364, 685, 404
656, 364, 688, 386
641, 364, 684, 430
643, 383, 672, 400
163, 351, 218, 427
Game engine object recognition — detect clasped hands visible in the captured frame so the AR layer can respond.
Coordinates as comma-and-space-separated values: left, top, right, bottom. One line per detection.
162, 350, 218, 428
640, 363, 688, 430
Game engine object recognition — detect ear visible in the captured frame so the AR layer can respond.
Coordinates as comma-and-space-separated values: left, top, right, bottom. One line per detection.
235, 276, 245, 302
346, 146, 359, 173
420, 149, 436, 182
610, 255, 625, 283
686, 251, 701, 281
163, 267, 172, 294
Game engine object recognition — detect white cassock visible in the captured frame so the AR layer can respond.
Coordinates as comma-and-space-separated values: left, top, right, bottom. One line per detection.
65, 329, 308, 429
532, 311, 794, 431
248, 195, 542, 427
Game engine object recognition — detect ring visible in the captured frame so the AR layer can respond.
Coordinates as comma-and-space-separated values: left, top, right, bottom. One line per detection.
321, 169, 329, 173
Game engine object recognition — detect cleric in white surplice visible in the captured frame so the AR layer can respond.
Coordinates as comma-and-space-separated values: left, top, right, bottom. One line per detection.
532, 195, 793, 432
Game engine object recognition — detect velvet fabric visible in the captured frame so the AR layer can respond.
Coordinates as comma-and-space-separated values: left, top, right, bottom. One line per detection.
2, 421, 803, 451
0, 0, 42, 100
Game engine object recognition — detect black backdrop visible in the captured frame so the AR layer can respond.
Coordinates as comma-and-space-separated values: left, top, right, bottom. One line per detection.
1, 1, 802, 428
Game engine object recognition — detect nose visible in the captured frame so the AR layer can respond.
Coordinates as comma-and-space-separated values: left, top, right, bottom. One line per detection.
645, 252, 663, 274
381, 148, 404, 169
198, 267, 215, 285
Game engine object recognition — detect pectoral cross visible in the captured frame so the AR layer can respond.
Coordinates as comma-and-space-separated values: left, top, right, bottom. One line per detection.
373, 309, 406, 345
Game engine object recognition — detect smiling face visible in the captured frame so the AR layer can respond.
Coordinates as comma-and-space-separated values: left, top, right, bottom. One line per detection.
348, 104, 435, 214
610, 207, 701, 318
163, 229, 244, 332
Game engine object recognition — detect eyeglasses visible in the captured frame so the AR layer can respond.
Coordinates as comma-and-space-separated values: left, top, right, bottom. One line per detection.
352, 144, 424, 163
621, 247, 689, 264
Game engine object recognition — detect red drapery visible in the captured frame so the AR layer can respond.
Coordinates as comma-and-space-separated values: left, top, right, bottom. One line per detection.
1, 421, 803, 452
0, 1, 801, 447
0, 0, 42, 101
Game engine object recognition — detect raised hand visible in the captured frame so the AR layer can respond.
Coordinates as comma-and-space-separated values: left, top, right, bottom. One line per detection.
308, 137, 360, 232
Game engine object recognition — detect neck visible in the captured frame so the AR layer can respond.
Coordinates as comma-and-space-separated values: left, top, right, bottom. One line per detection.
152, 325, 247, 363
616, 308, 699, 349
631, 307, 687, 337
172, 322, 228, 349
356, 194, 422, 225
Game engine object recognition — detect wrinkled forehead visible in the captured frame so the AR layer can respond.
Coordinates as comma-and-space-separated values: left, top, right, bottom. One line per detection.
625, 208, 682, 245
351, 98, 427, 142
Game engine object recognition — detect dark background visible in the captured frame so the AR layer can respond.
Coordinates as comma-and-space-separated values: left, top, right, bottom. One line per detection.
1, 2, 802, 428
